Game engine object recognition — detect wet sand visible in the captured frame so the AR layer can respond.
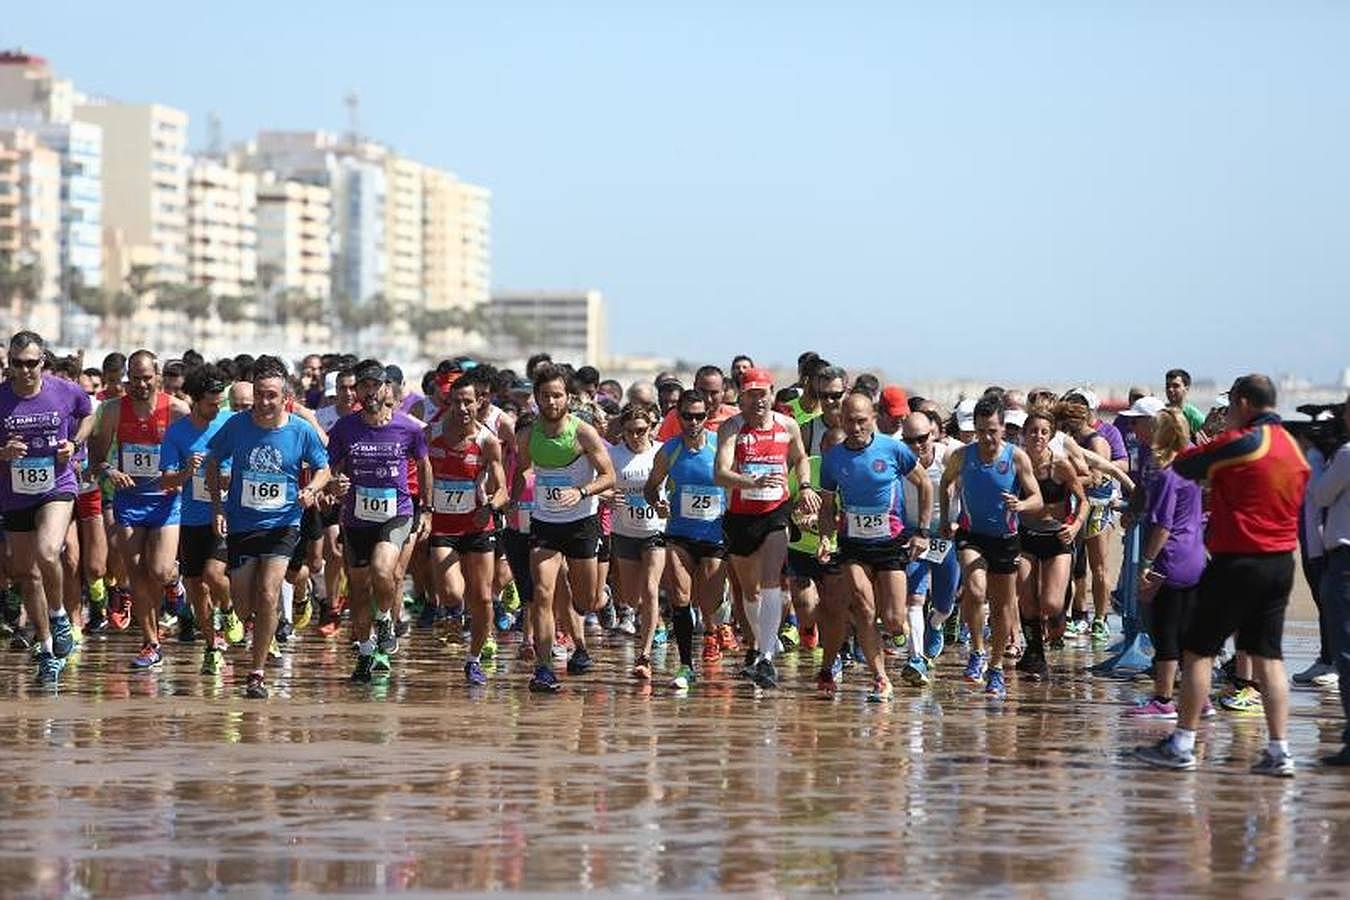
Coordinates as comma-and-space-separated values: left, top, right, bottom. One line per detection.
1, 613, 1347, 897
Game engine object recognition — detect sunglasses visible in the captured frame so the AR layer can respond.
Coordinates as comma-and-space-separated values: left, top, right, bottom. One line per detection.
819, 391, 846, 401
902, 434, 930, 445
680, 412, 707, 422
10, 358, 43, 370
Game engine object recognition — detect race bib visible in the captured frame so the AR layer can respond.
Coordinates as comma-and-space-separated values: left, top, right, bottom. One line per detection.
680, 486, 722, 521
624, 490, 660, 524
741, 461, 784, 502
191, 473, 212, 503
241, 471, 286, 511
845, 506, 890, 540
432, 478, 475, 515
355, 485, 397, 523
921, 537, 952, 564
122, 443, 160, 478
536, 473, 573, 513
12, 457, 55, 495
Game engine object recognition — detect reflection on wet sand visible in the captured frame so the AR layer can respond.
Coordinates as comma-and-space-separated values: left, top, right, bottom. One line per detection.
0, 622, 1346, 896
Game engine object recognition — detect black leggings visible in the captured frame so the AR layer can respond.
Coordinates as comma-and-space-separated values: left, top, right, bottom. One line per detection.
502, 529, 535, 605
1151, 583, 1198, 662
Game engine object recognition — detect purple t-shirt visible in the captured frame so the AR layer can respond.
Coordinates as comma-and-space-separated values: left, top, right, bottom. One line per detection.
398, 392, 425, 416
1145, 465, 1206, 588
326, 411, 428, 527
0, 375, 93, 511
1093, 418, 1128, 462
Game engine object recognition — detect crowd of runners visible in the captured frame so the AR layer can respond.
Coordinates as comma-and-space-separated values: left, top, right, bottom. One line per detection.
2, 329, 1348, 777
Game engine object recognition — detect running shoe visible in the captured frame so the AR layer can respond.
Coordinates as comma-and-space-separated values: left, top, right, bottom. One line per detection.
1321, 746, 1350, 767
1292, 660, 1336, 686
957, 621, 971, 646
617, 607, 637, 636
1014, 647, 1050, 680
670, 665, 696, 690
464, 658, 488, 686
816, 667, 838, 696
177, 611, 197, 644
566, 646, 594, 675
2, 585, 22, 629
963, 650, 987, 685
1217, 685, 1264, 713
884, 633, 906, 657
598, 602, 617, 631
529, 665, 563, 693
267, 637, 283, 662
985, 667, 1007, 700
481, 635, 498, 661
245, 671, 268, 699
1250, 750, 1295, 778
1125, 697, 1178, 720
902, 657, 931, 687
500, 581, 521, 613
494, 601, 513, 633
631, 654, 653, 681
317, 607, 340, 638
1201, 700, 1217, 719
86, 603, 108, 632
294, 598, 313, 631
924, 623, 945, 661
866, 676, 894, 703
416, 602, 438, 629
779, 621, 800, 651
739, 648, 758, 679
800, 624, 819, 650
830, 654, 845, 682
9, 629, 32, 651
702, 634, 723, 664
1090, 617, 1110, 647
200, 647, 223, 676
224, 608, 245, 644
131, 643, 163, 671
718, 623, 740, 653
376, 617, 399, 655
1134, 737, 1196, 770
752, 656, 778, 689
70, 619, 84, 650
653, 624, 668, 647
552, 631, 574, 660
370, 649, 392, 674
275, 618, 294, 645
1064, 617, 1089, 638
394, 616, 411, 639
351, 653, 376, 683
50, 615, 75, 659
35, 649, 63, 685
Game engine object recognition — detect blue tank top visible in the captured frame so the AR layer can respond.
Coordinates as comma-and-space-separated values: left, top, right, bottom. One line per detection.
959, 442, 1018, 537
662, 434, 725, 543
820, 433, 917, 543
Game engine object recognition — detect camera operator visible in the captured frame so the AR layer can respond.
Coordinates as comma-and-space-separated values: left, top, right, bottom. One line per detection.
1309, 395, 1350, 767
1290, 401, 1348, 690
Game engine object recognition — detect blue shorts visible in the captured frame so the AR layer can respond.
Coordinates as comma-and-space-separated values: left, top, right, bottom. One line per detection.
113, 491, 181, 528
905, 546, 961, 615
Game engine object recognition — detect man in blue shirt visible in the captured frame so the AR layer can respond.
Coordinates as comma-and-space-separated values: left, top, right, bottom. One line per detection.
206, 356, 330, 699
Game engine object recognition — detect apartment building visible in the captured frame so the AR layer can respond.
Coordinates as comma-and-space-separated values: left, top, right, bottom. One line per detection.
254, 172, 332, 301
186, 157, 256, 297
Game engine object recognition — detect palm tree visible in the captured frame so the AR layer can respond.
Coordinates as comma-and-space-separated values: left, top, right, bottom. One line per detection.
216, 294, 254, 326
0, 252, 43, 328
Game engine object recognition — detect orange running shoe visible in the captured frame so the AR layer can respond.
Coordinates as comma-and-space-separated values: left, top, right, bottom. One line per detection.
801, 624, 819, 650
702, 634, 723, 664
718, 623, 739, 653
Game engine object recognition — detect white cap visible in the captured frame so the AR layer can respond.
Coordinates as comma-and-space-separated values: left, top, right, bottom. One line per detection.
1212, 392, 1229, 410
324, 371, 337, 396
1065, 387, 1099, 410
1004, 409, 1028, 428
1118, 395, 1165, 418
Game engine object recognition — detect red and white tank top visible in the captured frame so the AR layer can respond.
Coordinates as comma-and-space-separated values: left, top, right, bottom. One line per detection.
116, 393, 171, 485
729, 411, 792, 515
428, 423, 494, 535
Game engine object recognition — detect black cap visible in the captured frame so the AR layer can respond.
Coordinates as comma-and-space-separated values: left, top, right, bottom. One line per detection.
385, 364, 404, 385
353, 359, 388, 384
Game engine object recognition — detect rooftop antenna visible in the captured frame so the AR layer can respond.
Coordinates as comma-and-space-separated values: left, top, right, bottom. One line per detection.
207, 111, 223, 157
344, 91, 360, 144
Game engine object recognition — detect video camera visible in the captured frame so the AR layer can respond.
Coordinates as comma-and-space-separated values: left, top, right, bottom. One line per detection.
1284, 402, 1348, 457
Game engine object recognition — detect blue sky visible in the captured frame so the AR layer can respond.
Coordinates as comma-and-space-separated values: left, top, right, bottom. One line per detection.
8, 2, 1348, 383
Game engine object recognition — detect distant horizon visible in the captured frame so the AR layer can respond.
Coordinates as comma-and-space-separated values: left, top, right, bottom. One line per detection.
9, 2, 1348, 384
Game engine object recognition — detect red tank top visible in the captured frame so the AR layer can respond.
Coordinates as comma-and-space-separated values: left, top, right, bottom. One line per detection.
429, 423, 493, 536
116, 393, 171, 445
729, 411, 791, 515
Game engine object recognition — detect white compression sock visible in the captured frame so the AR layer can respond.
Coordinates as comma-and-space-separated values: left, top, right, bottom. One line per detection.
758, 588, 783, 661
309, 564, 327, 601
744, 599, 765, 655
279, 580, 295, 622
908, 605, 926, 661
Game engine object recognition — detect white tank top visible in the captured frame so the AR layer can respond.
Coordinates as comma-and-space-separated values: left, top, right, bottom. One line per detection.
608, 440, 665, 538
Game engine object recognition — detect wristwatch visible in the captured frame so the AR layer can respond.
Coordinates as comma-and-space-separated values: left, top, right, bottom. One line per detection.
914, 526, 930, 539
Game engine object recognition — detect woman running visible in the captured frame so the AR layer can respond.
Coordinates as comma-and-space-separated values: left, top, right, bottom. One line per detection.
607, 402, 667, 680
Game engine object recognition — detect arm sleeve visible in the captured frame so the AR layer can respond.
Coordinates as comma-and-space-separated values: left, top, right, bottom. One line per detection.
1173, 427, 1263, 482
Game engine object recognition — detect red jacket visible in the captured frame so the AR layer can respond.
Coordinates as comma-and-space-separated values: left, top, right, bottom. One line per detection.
1174, 413, 1309, 554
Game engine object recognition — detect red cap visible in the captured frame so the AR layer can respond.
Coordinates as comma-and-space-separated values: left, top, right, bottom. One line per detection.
740, 368, 773, 392
436, 371, 462, 393
879, 384, 909, 417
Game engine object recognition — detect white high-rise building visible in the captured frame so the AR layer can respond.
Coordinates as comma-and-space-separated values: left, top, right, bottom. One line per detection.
186, 157, 256, 297
490, 290, 606, 366
0, 127, 62, 334
254, 172, 332, 302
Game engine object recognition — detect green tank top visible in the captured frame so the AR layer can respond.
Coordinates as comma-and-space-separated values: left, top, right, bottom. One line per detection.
528, 414, 582, 469
788, 414, 832, 555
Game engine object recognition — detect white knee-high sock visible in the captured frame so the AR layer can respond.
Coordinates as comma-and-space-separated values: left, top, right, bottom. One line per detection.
758, 588, 783, 661
908, 605, 926, 661
279, 580, 295, 622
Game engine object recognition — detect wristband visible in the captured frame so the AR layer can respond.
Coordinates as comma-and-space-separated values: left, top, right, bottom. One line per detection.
914, 527, 930, 539
578, 485, 589, 499
1141, 556, 1154, 570
1063, 514, 1076, 527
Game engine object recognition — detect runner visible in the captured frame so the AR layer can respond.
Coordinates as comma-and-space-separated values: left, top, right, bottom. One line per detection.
327, 359, 431, 683
314, 367, 358, 634
607, 402, 666, 681
511, 363, 616, 693
426, 374, 507, 685
0, 331, 94, 684
206, 355, 331, 698
655, 366, 739, 441
939, 396, 1042, 699
1013, 406, 1087, 680
817, 393, 932, 701
644, 389, 729, 690
88, 349, 190, 671
899, 408, 960, 678
714, 367, 817, 689
1059, 397, 1119, 646
159, 364, 235, 675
